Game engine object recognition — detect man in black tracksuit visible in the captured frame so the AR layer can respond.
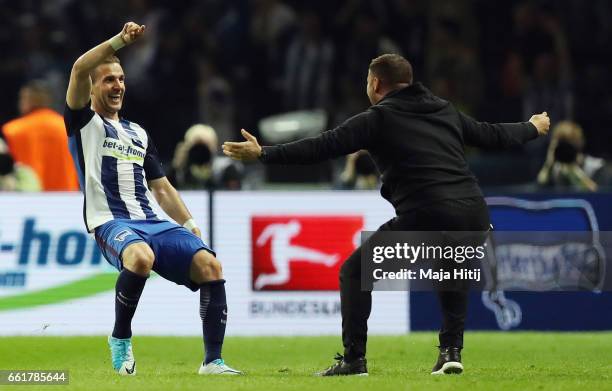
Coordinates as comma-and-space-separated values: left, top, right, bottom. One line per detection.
223, 54, 550, 375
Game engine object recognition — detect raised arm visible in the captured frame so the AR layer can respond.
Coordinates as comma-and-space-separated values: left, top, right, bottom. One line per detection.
66, 22, 145, 110
459, 110, 550, 150
222, 110, 378, 164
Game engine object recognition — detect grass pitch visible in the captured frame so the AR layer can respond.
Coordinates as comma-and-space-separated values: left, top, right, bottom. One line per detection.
1, 332, 612, 390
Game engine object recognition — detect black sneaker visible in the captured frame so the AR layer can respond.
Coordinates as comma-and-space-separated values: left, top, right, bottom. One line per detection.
431, 347, 463, 375
317, 353, 368, 376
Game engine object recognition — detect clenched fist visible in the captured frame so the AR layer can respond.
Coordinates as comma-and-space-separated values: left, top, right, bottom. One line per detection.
119, 22, 146, 45
529, 112, 551, 136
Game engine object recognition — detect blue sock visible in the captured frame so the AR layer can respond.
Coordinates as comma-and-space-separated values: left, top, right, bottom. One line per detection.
200, 279, 227, 364
112, 269, 148, 339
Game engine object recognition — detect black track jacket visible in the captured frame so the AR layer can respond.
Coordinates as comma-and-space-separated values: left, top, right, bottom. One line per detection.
260, 82, 539, 214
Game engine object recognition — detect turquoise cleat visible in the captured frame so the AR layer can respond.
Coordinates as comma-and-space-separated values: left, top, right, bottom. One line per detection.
108, 336, 136, 375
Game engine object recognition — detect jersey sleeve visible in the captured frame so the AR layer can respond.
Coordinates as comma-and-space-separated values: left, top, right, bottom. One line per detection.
144, 134, 165, 180
63, 102, 95, 136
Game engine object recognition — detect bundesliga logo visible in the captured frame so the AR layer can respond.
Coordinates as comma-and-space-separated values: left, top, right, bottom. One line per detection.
251, 215, 363, 291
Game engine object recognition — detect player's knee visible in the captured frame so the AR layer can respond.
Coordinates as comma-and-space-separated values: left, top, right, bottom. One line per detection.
201, 255, 223, 280
122, 244, 155, 275
190, 251, 223, 283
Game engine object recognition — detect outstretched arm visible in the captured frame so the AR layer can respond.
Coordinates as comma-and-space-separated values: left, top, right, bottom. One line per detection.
460, 111, 550, 150
66, 22, 145, 110
222, 110, 378, 164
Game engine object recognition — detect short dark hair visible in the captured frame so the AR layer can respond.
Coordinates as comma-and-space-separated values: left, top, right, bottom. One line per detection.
90, 55, 121, 82
369, 54, 413, 86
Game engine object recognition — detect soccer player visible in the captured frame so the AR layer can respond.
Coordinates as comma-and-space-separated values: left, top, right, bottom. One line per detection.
64, 22, 241, 376
223, 54, 550, 376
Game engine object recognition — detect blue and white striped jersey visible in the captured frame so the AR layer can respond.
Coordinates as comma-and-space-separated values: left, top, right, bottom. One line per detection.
64, 104, 164, 232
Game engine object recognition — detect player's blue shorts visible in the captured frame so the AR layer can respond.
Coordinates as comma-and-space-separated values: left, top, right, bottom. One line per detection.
94, 219, 215, 291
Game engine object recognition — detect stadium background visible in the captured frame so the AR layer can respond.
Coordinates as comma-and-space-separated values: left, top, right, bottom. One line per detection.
1, 1, 612, 385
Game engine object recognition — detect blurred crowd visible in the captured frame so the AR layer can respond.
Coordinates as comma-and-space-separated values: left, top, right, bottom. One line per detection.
0, 0, 610, 192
